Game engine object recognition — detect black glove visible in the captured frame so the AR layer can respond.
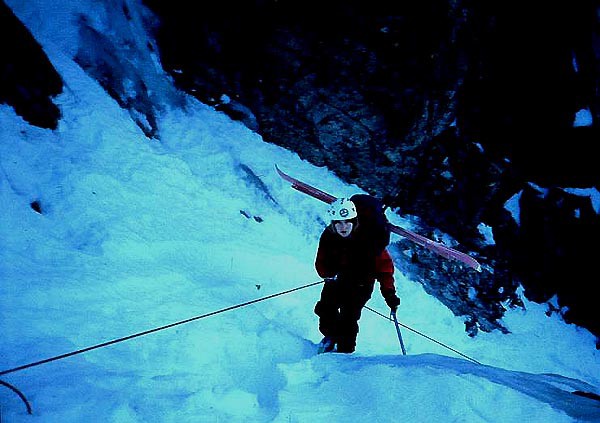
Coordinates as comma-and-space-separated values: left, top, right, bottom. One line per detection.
383, 291, 400, 311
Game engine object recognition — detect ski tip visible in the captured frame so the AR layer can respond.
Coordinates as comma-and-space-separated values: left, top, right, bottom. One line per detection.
275, 164, 291, 181
467, 260, 482, 272
274, 164, 285, 177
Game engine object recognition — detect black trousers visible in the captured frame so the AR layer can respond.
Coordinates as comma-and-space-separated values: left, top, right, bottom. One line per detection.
314, 279, 374, 351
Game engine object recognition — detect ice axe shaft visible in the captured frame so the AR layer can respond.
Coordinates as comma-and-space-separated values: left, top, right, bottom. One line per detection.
391, 311, 406, 355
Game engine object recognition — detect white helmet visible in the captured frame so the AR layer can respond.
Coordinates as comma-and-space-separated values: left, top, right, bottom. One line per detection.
327, 198, 358, 220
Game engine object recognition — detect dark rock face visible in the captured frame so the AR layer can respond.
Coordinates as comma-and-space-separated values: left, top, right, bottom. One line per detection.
0, 1, 62, 128
516, 185, 600, 331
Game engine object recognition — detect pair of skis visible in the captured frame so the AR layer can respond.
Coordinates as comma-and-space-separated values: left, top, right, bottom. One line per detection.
276, 165, 481, 272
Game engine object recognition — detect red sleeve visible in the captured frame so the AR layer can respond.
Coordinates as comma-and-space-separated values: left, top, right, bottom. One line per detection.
376, 249, 396, 292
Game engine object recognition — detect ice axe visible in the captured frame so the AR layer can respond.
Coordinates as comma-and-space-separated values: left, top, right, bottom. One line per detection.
391, 310, 406, 355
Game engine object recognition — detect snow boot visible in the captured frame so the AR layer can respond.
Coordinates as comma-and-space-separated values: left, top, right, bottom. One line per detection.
317, 336, 336, 354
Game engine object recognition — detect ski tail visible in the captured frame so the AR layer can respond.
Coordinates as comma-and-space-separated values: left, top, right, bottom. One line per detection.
275, 165, 336, 204
276, 165, 482, 272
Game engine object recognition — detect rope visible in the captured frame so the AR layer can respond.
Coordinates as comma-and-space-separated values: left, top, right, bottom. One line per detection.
0, 280, 325, 377
0, 278, 479, 382
0, 379, 32, 415
364, 305, 482, 365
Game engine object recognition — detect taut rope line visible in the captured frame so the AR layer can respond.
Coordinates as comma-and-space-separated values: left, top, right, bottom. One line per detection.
0, 280, 325, 377
364, 305, 482, 365
0, 278, 482, 415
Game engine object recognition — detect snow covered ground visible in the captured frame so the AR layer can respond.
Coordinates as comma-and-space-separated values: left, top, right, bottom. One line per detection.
1, 1, 600, 421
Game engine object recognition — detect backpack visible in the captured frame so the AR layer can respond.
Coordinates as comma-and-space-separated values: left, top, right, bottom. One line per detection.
350, 194, 391, 253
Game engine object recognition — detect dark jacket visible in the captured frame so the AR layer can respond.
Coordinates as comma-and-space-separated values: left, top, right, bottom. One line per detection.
315, 224, 396, 294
